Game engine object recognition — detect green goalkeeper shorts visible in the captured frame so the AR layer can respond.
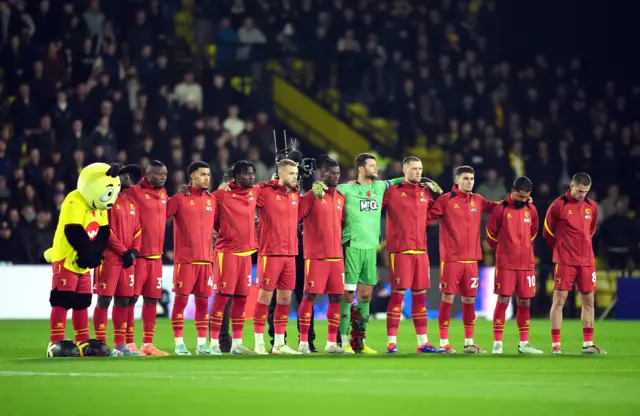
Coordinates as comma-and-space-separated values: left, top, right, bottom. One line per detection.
343, 246, 377, 291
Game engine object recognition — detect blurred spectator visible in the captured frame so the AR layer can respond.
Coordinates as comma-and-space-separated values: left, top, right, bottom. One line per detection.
0, 221, 27, 264
600, 200, 635, 272
477, 169, 507, 201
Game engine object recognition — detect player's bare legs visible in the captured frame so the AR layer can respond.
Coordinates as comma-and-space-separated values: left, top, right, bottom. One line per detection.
137, 296, 168, 356
580, 292, 606, 354
171, 294, 191, 355
550, 289, 568, 353
254, 289, 300, 354
438, 293, 456, 352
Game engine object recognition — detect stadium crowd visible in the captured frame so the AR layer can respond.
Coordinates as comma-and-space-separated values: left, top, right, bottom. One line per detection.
0, 0, 638, 277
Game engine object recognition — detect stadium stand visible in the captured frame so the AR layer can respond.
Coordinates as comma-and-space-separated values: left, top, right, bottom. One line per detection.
0, 0, 638, 315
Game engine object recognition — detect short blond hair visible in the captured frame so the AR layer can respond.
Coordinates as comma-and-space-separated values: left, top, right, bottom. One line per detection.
277, 159, 298, 169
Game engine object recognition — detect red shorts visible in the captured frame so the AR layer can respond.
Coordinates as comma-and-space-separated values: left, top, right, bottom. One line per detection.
173, 263, 214, 297
389, 252, 431, 291
494, 269, 536, 299
258, 255, 295, 291
439, 261, 479, 297
554, 264, 596, 294
93, 264, 135, 297
214, 252, 252, 296
51, 261, 91, 294
134, 257, 163, 298
304, 259, 344, 295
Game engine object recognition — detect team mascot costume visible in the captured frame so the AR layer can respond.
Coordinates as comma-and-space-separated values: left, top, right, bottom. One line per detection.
44, 163, 140, 358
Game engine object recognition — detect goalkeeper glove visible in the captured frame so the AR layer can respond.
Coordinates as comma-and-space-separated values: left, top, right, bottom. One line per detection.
421, 177, 443, 195
311, 181, 328, 199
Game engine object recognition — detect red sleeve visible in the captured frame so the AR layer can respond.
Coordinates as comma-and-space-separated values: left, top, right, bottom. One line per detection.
428, 193, 447, 224
382, 187, 391, 209
590, 203, 598, 237
167, 194, 180, 218
485, 204, 502, 251
530, 205, 539, 241
213, 191, 223, 231
543, 199, 561, 248
257, 187, 268, 208
106, 210, 128, 255
131, 215, 142, 251
298, 192, 314, 222
480, 195, 501, 214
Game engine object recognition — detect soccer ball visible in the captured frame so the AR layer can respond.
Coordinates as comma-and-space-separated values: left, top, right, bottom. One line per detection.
46, 340, 81, 358
76, 339, 111, 357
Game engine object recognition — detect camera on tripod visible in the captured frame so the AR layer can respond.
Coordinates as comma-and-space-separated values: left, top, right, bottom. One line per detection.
273, 131, 317, 180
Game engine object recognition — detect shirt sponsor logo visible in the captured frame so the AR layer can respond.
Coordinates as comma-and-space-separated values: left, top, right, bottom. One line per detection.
360, 199, 378, 211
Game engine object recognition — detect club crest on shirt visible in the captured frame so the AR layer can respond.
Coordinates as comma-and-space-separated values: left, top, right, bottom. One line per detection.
129, 204, 136, 215
206, 199, 213, 211
470, 200, 478, 212
585, 208, 592, 220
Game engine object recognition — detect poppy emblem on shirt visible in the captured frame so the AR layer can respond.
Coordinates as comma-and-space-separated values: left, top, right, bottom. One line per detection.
366, 190, 372, 197
189, 200, 195, 206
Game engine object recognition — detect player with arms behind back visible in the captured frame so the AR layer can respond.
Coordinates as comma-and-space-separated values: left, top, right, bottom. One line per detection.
486, 176, 543, 355
126, 160, 169, 356
92, 169, 142, 356
207, 161, 258, 355
429, 165, 500, 353
382, 157, 445, 354
167, 162, 216, 356
298, 157, 346, 354
543, 173, 606, 354
253, 159, 302, 355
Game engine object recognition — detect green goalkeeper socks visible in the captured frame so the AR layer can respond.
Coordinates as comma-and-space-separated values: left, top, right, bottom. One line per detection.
339, 300, 351, 337
356, 301, 370, 333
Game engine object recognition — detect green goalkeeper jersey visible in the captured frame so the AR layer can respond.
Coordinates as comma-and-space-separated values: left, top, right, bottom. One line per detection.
337, 178, 403, 249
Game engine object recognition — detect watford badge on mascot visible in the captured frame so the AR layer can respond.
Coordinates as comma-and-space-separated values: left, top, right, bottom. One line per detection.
44, 163, 142, 358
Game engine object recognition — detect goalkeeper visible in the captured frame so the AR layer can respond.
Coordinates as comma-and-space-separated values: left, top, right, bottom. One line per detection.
312, 153, 441, 353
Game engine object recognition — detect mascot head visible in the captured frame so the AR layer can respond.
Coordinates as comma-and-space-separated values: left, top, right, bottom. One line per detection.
78, 163, 142, 210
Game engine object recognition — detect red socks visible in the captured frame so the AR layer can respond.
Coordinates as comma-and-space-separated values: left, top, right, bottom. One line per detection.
125, 304, 135, 344
298, 298, 313, 342
142, 303, 156, 344
583, 327, 594, 343
438, 301, 452, 340
253, 302, 269, 334
386, 292, 404, 337
273, 303, 289, 336
194, 297, 209, 338
462, 302, 475, 339
209, 294, 229, 339
551, 328, 561, 344
171, 295, 188, 338
493, 302, 508, 342
72, 308, 90, 342
93, 307, 108, 343
112, 306, 127, 347
49, 306, 67, 343
326, 301, 340, 342
412, 292, 427, 337
517, 305, 531, 342
230, 296, 247, 339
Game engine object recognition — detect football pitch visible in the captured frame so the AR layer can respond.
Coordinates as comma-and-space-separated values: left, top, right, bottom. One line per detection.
1, 319, 639, 415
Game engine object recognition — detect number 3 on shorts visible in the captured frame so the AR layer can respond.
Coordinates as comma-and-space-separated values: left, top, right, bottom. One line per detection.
156, 277, 162, 289
471, 277, 478, 288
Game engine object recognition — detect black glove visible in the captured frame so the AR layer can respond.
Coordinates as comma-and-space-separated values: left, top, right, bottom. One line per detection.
76, 253, 103, 269
122, 249, 138, 268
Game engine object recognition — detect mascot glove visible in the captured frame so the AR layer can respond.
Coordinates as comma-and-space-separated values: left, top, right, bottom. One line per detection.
122, 249, 138, 268
311, 181, 327, 199
76, 254, 103, 270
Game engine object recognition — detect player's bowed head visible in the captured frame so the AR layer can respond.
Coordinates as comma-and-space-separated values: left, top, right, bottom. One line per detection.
569, 172, 592, 201
511, 176, 533, 208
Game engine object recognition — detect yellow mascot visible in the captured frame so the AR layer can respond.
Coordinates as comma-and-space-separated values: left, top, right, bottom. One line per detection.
45, 163, 139, 358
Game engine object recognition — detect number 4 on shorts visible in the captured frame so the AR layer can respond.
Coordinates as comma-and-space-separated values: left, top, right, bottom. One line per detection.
208, 276, 214, 287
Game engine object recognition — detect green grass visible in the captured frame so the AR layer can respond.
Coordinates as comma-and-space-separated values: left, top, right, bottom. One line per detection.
0, 319, 639, 415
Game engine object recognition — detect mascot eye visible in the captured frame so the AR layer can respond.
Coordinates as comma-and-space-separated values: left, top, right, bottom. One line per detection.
99, 189, 115, 202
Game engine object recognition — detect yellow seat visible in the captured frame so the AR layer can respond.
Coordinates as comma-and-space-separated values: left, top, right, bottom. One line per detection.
207, 44, 217, 57
347, 103, 368, 117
